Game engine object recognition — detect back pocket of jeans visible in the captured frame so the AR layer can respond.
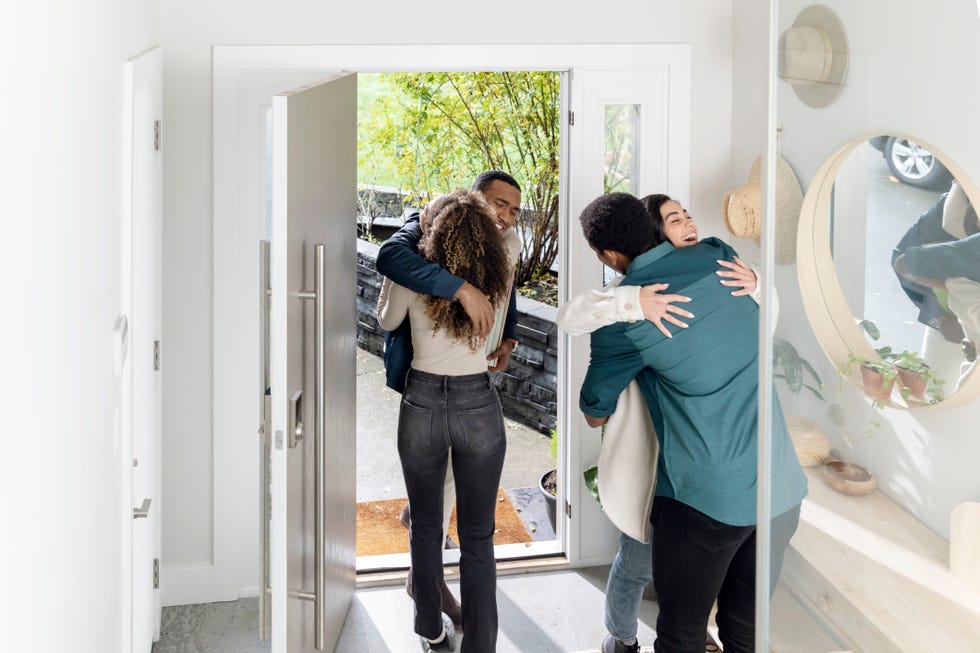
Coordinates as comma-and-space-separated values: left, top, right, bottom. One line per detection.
684, 508, 749, 553
399, 400, 433, 448
458, 403, 504, 450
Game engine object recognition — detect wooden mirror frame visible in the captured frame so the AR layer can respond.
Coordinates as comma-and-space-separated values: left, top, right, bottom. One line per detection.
796, 133, 980, 409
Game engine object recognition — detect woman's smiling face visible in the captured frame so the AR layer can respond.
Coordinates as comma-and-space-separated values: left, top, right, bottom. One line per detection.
659, 200, 699, 247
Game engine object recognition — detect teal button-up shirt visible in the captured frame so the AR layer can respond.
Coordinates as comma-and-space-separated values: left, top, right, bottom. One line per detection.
579, 238, 807, 526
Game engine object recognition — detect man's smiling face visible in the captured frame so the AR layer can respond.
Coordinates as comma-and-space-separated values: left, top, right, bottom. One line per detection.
480, 179, 522, 230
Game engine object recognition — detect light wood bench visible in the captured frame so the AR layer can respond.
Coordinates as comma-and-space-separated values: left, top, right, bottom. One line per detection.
781, 467, 980, 652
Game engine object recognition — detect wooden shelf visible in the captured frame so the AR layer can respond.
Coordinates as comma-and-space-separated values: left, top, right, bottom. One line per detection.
781, 467, 980, 652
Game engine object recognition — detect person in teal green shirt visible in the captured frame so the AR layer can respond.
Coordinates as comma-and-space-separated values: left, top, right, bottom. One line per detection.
577, 192, 807, 653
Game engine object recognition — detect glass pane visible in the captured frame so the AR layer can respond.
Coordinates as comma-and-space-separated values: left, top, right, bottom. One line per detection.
263, 107, 273, 240
765, 3, 980, 652
603, 104, 640, 194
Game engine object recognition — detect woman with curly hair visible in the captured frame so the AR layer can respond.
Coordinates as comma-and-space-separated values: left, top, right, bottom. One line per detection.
377, 188, 514, 652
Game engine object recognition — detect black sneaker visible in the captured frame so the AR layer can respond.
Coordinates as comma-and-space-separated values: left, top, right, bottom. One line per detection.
601, 633, 639, 653
420, 614, 457, 651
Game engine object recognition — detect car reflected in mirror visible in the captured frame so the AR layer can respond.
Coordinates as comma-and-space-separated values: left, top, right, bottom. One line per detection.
868, 135, 953, 190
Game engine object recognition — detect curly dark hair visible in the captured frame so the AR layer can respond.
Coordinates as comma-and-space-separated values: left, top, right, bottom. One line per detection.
578, 192, 654, 260
640, 193, 674, 246
419, 189, 511, 350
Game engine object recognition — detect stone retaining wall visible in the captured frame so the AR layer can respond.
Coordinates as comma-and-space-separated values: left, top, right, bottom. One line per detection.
356, 239, 557, 434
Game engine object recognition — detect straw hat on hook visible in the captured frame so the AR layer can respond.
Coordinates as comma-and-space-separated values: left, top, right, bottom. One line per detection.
722, 155, 804, 266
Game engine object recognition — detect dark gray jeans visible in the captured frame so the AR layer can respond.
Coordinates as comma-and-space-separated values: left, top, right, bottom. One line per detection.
398, 368, 506, 653
650, 498, 801, 653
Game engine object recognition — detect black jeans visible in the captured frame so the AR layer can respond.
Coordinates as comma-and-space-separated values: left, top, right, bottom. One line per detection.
650, 497, 801, 653
398, 369, 506, 653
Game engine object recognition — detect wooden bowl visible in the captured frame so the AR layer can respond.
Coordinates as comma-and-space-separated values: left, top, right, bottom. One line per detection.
822, 460, 876, 496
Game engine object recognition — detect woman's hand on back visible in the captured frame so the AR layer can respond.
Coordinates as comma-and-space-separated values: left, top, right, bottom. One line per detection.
716, 257, 757, 296
639, 283, 693, 338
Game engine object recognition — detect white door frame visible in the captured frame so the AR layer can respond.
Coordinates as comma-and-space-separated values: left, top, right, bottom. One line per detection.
203, 43, 690, 603
124, 45, 164, 647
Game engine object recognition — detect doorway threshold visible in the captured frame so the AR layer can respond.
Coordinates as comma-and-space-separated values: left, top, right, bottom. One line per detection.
356, 553, 571, 589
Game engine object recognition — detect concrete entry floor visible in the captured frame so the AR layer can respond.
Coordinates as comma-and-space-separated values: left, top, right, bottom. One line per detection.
153, 565, 661, 653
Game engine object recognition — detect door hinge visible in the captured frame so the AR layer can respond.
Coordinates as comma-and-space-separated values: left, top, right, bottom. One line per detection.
153, 120, 162, 151
153, 558, 159, 589
153, 340, 160, 371
568, 110, 575, 126
564, 500, 571, 519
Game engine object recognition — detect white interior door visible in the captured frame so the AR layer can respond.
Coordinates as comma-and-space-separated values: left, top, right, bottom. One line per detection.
562, 65, 691, 565
269, 73, 358, 653
125, 44, 163, 651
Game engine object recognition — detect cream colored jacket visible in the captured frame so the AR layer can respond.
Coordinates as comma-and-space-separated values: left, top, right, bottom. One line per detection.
557, 277, 658, 542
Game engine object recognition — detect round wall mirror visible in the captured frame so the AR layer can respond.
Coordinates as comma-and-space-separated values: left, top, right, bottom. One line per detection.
797, 133, 980, 409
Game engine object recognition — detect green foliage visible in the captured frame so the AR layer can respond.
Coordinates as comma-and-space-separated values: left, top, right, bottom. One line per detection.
583, 466, 600, 505
603, 105, 639, 194
773, 338, 824, 400
837, 353, 897, 438
359, 72, 561, 286
548, 427, 558, 464
888, 350, 946, 403
838, 353, 897, 383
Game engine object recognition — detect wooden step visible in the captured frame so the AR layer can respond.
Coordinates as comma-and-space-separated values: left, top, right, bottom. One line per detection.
782, 467, 980, 652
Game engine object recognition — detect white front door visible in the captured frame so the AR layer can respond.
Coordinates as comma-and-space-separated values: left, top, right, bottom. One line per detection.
562, 65, 691, 565
269, 73, 358, 652
125, 44, 163, 652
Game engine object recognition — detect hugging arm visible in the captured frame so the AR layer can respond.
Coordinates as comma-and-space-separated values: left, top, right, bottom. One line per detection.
376, 218, 464, 298
375, 278, 411, 332
557, 256, 766, 340
376, 217, 496, 336
557, 278, 694, 338
579, 325, 647, 427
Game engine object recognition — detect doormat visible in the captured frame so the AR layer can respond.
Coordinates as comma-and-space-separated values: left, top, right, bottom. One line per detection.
356, 488, 532, 557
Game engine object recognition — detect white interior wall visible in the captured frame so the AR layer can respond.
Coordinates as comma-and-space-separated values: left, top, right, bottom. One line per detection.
160, 0, 734, 599
0, 0, 159, 650
731, 0, 980, 538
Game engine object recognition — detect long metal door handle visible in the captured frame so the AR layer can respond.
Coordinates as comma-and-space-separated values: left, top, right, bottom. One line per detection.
313, 244, 326, 651
259, 239, 271, 642
296, 243, 327, 650
133, 498, 152, 519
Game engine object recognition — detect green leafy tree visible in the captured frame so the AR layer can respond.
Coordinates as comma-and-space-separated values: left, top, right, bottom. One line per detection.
361, 72, 560, 287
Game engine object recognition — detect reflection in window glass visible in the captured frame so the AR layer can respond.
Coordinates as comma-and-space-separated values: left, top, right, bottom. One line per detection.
604, 104, 640, 194
603, 104, 640, 284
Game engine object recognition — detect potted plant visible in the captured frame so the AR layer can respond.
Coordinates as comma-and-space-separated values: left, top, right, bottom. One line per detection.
839, 352, 897, 401
838, 352, 898, 437
889, 350, 945, 403
539, 428, 558, 532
